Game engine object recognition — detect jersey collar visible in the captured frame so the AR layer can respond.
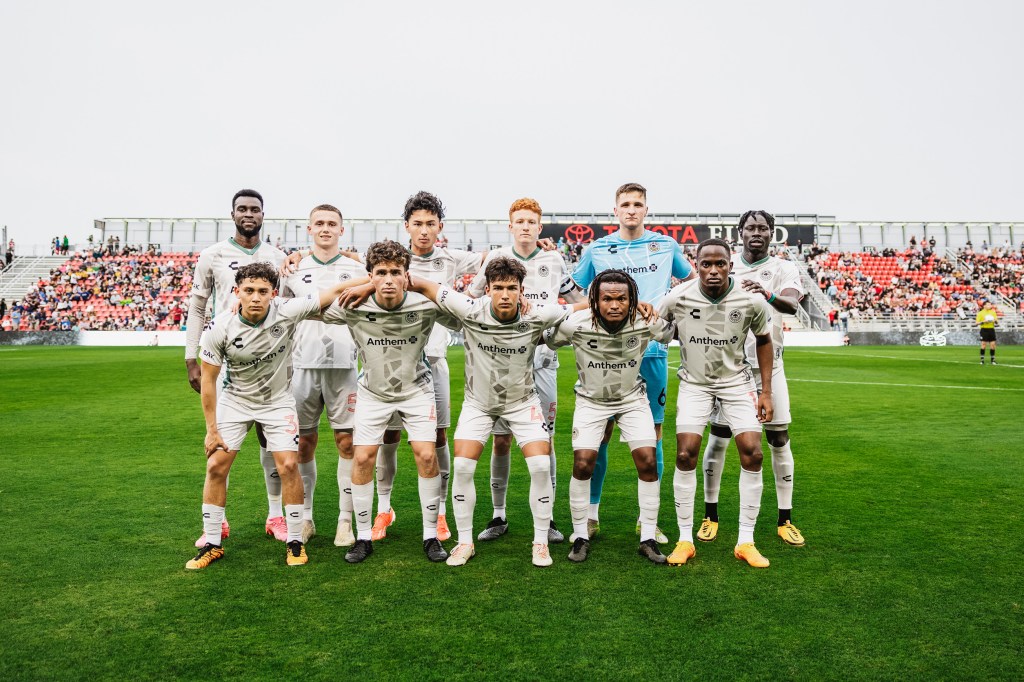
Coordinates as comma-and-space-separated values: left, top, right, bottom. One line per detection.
237, 308, 270, 327
699, 278, 734, 304
312, 253, 344, 265
511, 246, 541, 262
739, 253, 771, 268
228, 237, 263, 256
488, 305, 521, 325
597, 316, 628, 334
371, 292, 408, 310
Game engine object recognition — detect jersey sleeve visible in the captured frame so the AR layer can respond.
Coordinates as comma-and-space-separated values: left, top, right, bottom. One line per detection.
751, 298, 773, 336
199, 317, 226, 366
655, 286, 681, 326
190, 249, 215, 299
321, 302, 350, 327
778, 261, 804, 297
571, 246, 596, 290
436, 284, 478, 319
451, 249, 483, 276
279, 294, 322, 322
544, 315, 577, 349
671, 242, 693, 280
537, 302, 574, 327
650, 317, 675, 344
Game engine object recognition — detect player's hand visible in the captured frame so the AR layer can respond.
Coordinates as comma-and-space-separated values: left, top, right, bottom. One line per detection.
741, 279, 769, 299
341, 248, 362, 262
338, 281, 374, 308
637, 301, 658, 322
280, 251, 304, 275
757, 392, 774, 423
186, 359, 201, 394
519, 293, 533, 315
204, 430, 228, 457
538, 238, 557, 252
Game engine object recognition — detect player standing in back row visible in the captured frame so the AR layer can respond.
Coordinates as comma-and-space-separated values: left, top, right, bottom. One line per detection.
700, 211, 807, 547
564, 183, 694, 540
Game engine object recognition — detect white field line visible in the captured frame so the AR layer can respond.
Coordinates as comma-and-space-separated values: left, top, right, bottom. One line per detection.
795, 349, 1024, 368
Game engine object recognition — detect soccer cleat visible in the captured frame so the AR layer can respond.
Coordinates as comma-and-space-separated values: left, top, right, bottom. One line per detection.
300, 520, 316, 544
635, 518, 669, 544
980, 360, 986, 365
777, 521, 806, 547
265, 516, 288, 542
638, 538, 667, 564
532, 543, 553, 568
587, 518, 600, 538
667, 541, 696, 566
477, 517, 509, 541
992, 360, 998, 365
286, 540, 308, 566
344, 539, 373, 564
734, 542, 770, 568
567, 537, 590, 563
697, 518, 719, 543
185, 543, 224, 570
436, 514, 452, 542
370, 509, 396, 541
446, 543, 475, 567
548, 520, 565, 544
334, 519, 355, 547
423, 537, 448, 562
195, 520, 230, 548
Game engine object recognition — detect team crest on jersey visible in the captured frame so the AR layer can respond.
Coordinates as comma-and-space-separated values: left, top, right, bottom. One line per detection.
432, 259, 444, 271
626, 336, 640, 349
539, 265, 550, 277
729, 310, 742, 323
760, 269, 773, 281
516, 322, 530, 333
406, 311, 419, 323
339, 273, 351, 281
648, 242, 660, 253
270, 324, 285, 338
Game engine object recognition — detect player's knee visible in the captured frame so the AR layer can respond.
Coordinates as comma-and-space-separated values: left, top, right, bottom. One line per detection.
275, 456, 298, 478
207, 459, 230, 481
738, 445, 763, 469
710, 424, 733, 439
766, 429, 789, 448
675, 449, 698, 471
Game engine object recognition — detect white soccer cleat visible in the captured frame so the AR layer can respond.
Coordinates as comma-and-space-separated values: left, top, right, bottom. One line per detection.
532, 543, 553, 568
334, 519, 355, 547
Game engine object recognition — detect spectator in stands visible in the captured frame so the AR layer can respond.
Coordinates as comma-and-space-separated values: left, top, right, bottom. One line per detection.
0, 298, 6, 319
826, 280, 839, 301
4, 248, 11, 269
62, 235, 69, 255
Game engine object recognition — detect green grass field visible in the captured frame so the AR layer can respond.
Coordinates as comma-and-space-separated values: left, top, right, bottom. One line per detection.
2, 345, 1023, 680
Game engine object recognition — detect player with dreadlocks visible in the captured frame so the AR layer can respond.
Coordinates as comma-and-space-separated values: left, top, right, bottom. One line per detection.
544, 269, 673, 564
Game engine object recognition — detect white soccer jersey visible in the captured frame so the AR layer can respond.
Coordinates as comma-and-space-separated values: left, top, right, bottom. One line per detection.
732, 254, 804, 371
435, 284, 572, 413
191, 238, 287, 320
321, 292, 458, 402
199, 295, 322, 406
410, 247, 481, 357
282, 253, 366, 369
657, 278, 772, 388
545, 309, 673, 404
469, 247, 568, 369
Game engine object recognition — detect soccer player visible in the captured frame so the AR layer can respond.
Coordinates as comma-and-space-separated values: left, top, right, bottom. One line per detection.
656, 238, 774, 568
281, 204, 368, 547
408, 257, 584, 567
322, 240, 459, 564
700, 211, 807, 547
185, 262, 360, 570
468, 198, 568, 544
545, 269, 671, 563
184, 189, 287, 547
564, 182, 694, 540
977, 300, 998, 364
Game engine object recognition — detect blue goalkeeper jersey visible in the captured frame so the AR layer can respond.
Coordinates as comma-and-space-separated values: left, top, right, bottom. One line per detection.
571, 229, 693, 357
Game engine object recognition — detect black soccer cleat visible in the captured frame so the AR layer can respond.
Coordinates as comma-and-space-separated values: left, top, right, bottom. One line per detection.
548, 520, 565, 544
567, 537, 590, 563
477, 516, 508, 541
638, 538, 667, 564
345, 539, 373, 564
423, 537, 448, 562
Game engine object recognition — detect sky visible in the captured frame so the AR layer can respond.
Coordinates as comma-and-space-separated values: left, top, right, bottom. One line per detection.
2, 1, 1023, 247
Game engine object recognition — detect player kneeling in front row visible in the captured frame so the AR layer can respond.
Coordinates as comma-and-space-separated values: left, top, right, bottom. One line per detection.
186, 262, 362, 570
408, 257, 587, 568
545, 269, 670, 564
655, 239, 775, 568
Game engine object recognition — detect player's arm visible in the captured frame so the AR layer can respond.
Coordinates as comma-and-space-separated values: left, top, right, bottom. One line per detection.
741, 280, 801, 316
671, 242, 697, 281
184, 291, 209, 393
200, 360, 228, 456
754, 333, 774, 423
558, 276, 586, 303
317, 276, 371, 310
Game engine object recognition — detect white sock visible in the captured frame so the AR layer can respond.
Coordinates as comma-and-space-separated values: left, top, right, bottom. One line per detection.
284, 504, 303, 543
436, 443, 450, 516
637, 479, 660, 542
261, 447, 283, 518
673, 467, 697, 544
548, 445, 557, 507
589, 502, 600, 522
738, 467, 763, 546
376, 441, 398, 514
418, 474, 441, 540
769, 440, 795, 511
202, 503, 225, 546
525, 456, 553, 545
298, 460, 317, 521
702, 434, 729, 504
452, 458, 478, 545
569, 476, 590, 540
337, 457, 353, 522
352, 481, 374, 541
490, 451, 510, 518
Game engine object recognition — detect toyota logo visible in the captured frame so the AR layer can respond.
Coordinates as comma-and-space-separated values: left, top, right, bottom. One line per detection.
564, 224, 594, 243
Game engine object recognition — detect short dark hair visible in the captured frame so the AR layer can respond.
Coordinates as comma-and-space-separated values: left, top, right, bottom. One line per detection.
590, 269, 640, 328
235, 262, 278, 288
484, 256, 526, 285
232, 189, 264, 210
738, 210, 775, 232
310, 203, 343, 222
365, 240, 410, 273
615, 182, 647, 202
696, 238, 732, 257
403, 191, 445, 222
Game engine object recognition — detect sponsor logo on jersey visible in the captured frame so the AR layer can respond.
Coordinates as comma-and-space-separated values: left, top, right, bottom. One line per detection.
649, 263, 658, 272
270, 324, 285, 338
622, 265, 652, 275
367, 336, 414, 346
628, 359, 637, 367
588, 360, 628, 369
476, 342, 525, 355
729, 310, 742, 323
689, 335, 738, 346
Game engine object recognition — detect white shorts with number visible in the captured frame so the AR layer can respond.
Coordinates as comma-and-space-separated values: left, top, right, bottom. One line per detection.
494, 364, 557, 437
292, 367, 358, 434
354, 388, 437, 446
572, 393, 656, 451
217, 395, 300, 452
710, 368, 790, 429
677, 379, 761, 436
455, 397, 549, 448
387, 356, 451, 432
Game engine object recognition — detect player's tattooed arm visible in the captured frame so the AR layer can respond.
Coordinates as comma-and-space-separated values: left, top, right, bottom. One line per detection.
753, 333, 774, 423
741, 280, 801, 315
200, 360, 228, 456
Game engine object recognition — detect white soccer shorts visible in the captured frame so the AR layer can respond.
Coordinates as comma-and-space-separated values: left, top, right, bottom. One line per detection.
454, 398, 549, 448
676, 379, 762, 436
216, 396, 300, 453
710, 368, 791, 429
572, 393, 656, 451
354, 388, 437, 446
292, 367, 358, 434
386, 355, 451, 432
493, 364, 557, 437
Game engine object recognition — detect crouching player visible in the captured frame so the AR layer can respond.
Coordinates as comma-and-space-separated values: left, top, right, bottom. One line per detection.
544, 270, 671, 564
186, 262, 360, 570
655, 239, 775, 568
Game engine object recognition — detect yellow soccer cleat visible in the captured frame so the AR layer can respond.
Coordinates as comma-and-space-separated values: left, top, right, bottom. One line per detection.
696, 518, 719, 543
286, 541, 308, 566
186, 543, 224, 570
734, 542, 770, 568
371, 509, 396, 541
667, 541, 696, 566
777, 521, 806, 547
436, 514, 452, 542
